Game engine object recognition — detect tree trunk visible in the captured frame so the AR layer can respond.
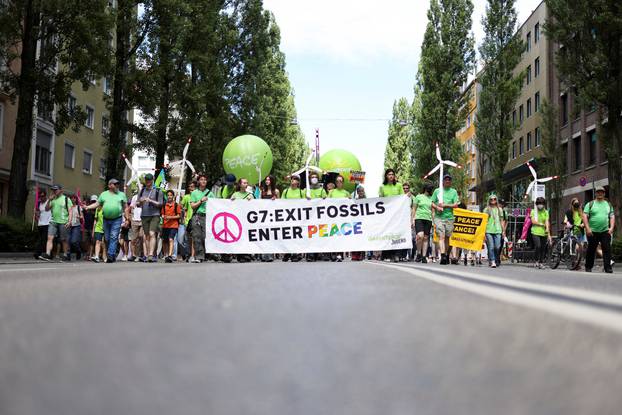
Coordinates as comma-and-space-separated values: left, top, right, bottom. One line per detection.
604, 107, 622, 233
106, 1, 131, 184
7, 0, 40, 219
154, 77, 171, 174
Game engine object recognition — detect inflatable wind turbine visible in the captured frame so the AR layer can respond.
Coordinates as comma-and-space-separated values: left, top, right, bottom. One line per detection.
525, 161, 558, 222
122, 153, 141, 192
423, 143, 462, 203
290, 149, 323, 198
168, 137, 196, 202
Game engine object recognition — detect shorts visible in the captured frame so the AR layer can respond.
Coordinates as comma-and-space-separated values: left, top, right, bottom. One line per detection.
415, 219, 432, 236
94, 232, 104, 242
434, 217, 454, 237
129, 220, 143, 241
161, 227, 178, 240
48, 222, 69, 241
141, 216, 160, 235
120, 226, 130, 240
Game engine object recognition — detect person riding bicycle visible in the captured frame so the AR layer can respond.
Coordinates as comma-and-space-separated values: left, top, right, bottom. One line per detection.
564, 198, 586, 245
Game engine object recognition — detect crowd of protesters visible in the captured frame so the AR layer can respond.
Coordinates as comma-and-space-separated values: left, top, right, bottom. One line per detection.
33, 168, 615, 273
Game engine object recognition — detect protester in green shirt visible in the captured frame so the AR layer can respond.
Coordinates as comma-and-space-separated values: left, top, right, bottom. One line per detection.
176, 181, 195, 262
582, 186, 615, 273
281, 175, 304, 262
305, 172, 327, 199
564, 198, 586, 241
189, 174, 213, 263
218, 174, 236, 199
413, 183, 434, 263
39, 184, 73, 261
378, 169, 404, 263
530, 197, 551, 269
231, 178, 254, 201
326, 175, 350, 262
483, 194, 506, 268
431, 174, 460, 265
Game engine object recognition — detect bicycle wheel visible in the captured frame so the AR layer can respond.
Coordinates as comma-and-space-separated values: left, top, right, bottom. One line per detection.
567, 238, 583, 270
549, 240, 562, 269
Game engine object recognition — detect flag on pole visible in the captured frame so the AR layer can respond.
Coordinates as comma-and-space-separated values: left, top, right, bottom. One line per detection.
155, 169, 166, 189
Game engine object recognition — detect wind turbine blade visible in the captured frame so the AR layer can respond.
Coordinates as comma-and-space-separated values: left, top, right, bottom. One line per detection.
538, 176, 559, 183
526, 162, 537, 179
435, 143, 442, 162
308, 166, 323, 174
185, 160, 196, 173
182, 137, 191, 159
423, 164, 441, 179
168, 160, 183, 168
291, 167, 306, 176
525, 181, 535, 198
443, 161, 460, 168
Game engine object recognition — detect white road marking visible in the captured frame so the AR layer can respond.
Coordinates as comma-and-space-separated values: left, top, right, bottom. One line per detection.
0, 267, 60, 273
369, 262, 622, 333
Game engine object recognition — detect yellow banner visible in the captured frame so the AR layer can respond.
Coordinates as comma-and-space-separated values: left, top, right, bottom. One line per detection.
449, 208, 489, 251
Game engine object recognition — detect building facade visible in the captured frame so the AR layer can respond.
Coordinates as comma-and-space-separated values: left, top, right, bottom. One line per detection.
456, 78, 480, 206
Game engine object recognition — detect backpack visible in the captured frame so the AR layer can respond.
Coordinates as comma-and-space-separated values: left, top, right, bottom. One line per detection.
585, 200, 614, 219
139, 186, 160, 202
162, 202, 179, 222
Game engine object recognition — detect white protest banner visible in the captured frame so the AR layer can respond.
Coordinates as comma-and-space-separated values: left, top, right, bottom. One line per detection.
204, 196, 413, 254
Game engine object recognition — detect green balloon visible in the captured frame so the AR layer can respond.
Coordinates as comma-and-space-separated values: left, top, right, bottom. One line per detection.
319, 149, 362, 192
223, 135, 273, 185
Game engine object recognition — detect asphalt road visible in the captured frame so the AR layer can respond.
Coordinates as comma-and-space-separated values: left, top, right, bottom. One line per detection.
1, 260, 622, 415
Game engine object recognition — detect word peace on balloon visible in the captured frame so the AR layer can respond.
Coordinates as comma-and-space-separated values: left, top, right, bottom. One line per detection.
224, 153, 261, 169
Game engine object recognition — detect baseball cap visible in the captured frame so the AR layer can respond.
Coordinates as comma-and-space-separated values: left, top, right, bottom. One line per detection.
443, 174, 452, 180
290, 174, 301, 181
595, 186, 606, 192
224, 173, 236, 185
90, 195, 98, 202
108, 178, 119, 185
50, 184, 62, 190
144, 173, 154, 181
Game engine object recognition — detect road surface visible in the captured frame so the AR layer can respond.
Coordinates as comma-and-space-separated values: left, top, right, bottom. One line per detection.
1, 260, 621, 415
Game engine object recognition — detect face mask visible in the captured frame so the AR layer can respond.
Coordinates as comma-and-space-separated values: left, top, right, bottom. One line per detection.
310, 178, 319, 185
573, 203, 580, 208
536, 204, 544, 210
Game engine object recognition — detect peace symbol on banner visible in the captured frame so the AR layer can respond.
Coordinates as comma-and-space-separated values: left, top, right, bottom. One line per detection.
211, 212, 243, 243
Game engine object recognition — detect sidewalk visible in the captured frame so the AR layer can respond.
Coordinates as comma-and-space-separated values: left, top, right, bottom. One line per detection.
504, 258, 621, 274
0, 253, 42, 265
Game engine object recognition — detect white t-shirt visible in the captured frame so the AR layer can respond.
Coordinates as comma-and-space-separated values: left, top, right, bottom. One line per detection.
130, 195, 142, 221
38, 202, 51, 226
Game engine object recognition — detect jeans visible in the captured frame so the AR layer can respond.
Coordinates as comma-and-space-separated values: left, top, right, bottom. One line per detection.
70, 225, 82, 257
103, 217, 123, 260
485, 233, 502, 264
176, 224, 186, 258
192, 214, 207, 258
585, 231, 612, 271
532, 234, 548, 263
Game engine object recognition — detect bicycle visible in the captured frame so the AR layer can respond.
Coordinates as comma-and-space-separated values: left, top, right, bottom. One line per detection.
548, 225, 584, 270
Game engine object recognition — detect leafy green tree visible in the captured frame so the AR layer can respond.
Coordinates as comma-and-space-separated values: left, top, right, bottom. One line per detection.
546, 0, 622, 229
384, 98, 414, 185
414, 0, 476, 179
475, 0, 524, 204
0, 0, 113, 218
539, 100, 566, 226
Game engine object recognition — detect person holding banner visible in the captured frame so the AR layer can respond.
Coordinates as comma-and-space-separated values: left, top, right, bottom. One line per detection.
413, 183, 434, 263
218, 174, 237, 200
378, 169, 404, 262
190, 174, 214, 263
260, 176, 279, 262
328, 175, 350, 262
281, 175, 305, 262
232, 178, 255, 263
530, 197, 552, 269
431, 174, 460, 265
305, 172, 327, 262
483, 194, 506, 268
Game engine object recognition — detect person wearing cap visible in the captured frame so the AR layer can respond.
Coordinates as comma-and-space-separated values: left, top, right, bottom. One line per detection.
137, 173, 165, 262
431, 174, 460, 265
85, 179, 129, 263
218, 174, 237, 199
583, 186, 615, 273
39, 184, 73, 261
483, 194, 506, 268
190, 173, 215, 263
281, 175, 305, 262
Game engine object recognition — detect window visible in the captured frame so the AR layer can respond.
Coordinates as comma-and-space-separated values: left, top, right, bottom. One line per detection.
535, 127, 541, 147
37, 91, 54, 122
519, 104, 524, 124
526, 32, 531, 52
535, 22, 540, 43
83, 151, 93, 174
85, 106, 94, 129
0, 103, 3, 150
561, 93, 569, 125
512, 141, 516, 159
535, 57, 540, 77
535, 92, 540, 112
68, 95, 77, 115
99, 158, 106, 179
512, 110, 517, 127
104, 77, 112, 95
526, 65, 531, 85
102, 115, 110, 136
519, 136, 524, 155
527, 99, 532, 117
588, 130, 598, 166
64, 142, 75, 168
562, 142, 569, 173
527, 132, 532, 151
573, 135, 582, 170
35, 130, 52, 176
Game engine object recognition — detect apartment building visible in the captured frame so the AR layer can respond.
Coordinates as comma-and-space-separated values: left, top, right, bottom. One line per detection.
456, 78, 480, 206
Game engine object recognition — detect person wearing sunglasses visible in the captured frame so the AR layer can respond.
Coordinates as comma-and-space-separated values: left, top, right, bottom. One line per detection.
483, 194, 506, 268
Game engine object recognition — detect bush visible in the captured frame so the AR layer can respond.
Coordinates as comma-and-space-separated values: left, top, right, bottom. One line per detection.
612, 237, 622, 261
0, 217, 39, 252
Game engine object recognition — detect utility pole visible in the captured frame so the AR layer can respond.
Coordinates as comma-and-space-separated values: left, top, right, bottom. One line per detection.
315, 128, 320, 165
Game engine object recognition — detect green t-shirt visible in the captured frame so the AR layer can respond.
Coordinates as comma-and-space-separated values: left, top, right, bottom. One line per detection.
530, 208, 549, 236
584, 200, 614, 233
50, 195, 73, 224
218, 186, 235, 200
281, 187, 305, 199
328, 188, 350, 199
379, 183, 404, 197
431, 187, 459, 220
190, 188, 214, 215
413, 193, 433, 221
484, 206, 503, 234
231, 191, 254, 200
306, 187, 327, 199
95, 208, 104, 233
97, 190, 127, 220
181, 194, 193, 226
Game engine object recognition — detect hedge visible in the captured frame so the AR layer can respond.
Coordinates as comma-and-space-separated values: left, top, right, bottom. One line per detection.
0, 217, 38, 252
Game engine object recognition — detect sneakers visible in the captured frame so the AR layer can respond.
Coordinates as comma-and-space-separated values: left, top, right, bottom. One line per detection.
165, 256, 173, 263
127, 256, 136, 262
491, 263, 497, 268
138, 256, 147, 263
190, 257, 202, 263
440, 254, 448, 265
91, 256, 101, 263
148, 256, 157, 263
421, 257, 428, 264
39, 253, 52, 262
121, 255, 128, 262
62, 254, 71, 262
105, 258, 115, 264
336, 255, 343, 262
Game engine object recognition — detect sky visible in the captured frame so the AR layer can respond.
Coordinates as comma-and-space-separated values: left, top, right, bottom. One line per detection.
263, 0, 543, 196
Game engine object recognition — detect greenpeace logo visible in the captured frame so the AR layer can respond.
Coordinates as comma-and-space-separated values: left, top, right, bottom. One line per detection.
391, 238, 407, 245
